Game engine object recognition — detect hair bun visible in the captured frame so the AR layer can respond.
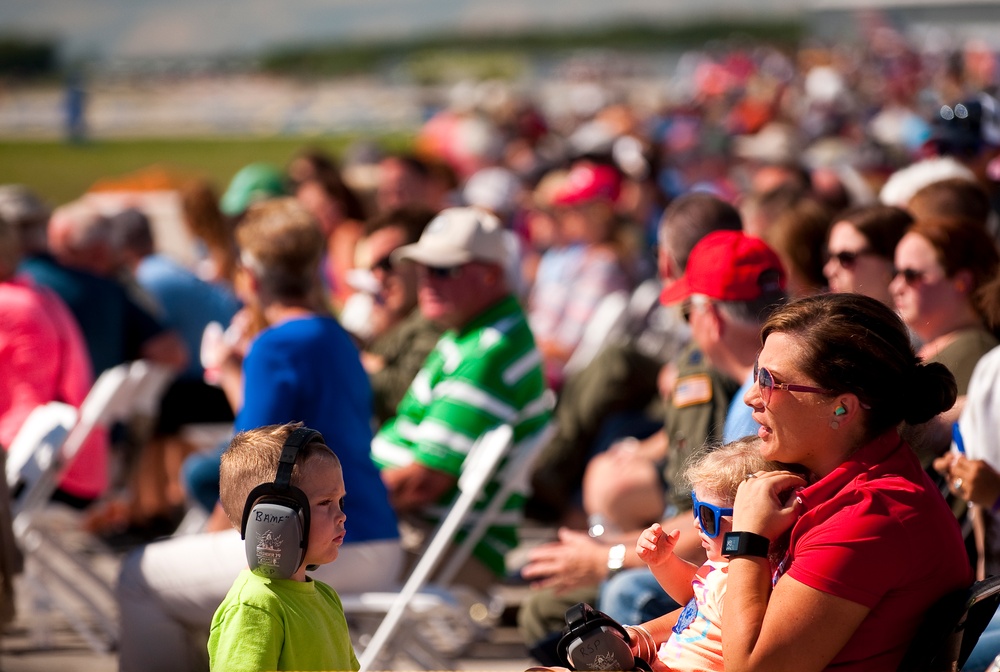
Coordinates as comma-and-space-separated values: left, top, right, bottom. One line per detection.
902, 362, 957, 425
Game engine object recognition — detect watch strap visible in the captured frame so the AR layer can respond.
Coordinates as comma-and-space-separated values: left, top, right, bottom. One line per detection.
722, 531, 770, 558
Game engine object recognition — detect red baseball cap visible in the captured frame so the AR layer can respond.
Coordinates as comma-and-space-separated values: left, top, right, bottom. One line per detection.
552, 163, 621, 206
660, 230, 786, 305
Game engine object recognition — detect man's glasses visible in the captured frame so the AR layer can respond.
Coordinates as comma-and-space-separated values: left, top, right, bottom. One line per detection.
680, 295, 711, 323
827, 248, 874, 269
421, 265, 463, 279
691, 492, 733, 539
754, 359, 833, 407
892, 268, 927, 285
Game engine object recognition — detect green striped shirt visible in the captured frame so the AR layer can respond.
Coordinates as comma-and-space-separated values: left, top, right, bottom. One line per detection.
372, 295, 552, 575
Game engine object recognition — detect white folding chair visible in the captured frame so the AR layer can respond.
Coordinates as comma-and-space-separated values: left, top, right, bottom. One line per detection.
562, 291, 630, 377
6, 359, 171, 653
352, 421, 557, 671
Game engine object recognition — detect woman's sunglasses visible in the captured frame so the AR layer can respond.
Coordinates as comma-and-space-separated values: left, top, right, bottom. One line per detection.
691, 492, 733, 539
891, 268, 927, 285
826, 248, 874, 269
754, 359, 833, 407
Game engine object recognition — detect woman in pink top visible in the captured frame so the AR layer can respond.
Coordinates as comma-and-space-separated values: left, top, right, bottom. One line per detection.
0, 214, 104, 501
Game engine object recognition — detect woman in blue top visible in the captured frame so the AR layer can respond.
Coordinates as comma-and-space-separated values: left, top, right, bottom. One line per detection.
117, 198, 402, 672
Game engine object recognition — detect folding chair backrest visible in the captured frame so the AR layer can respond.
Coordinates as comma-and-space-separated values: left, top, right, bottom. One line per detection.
6, 402, 78, 501
357, 423, 525, 671
12, 361, 137, 516
437, 420, 557, 585
899, 574, 1000, 671
563, 291, 629, 376
959, 575, 1000, 669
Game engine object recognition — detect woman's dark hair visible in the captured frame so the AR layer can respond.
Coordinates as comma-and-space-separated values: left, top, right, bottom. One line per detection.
832, 204, 913, 260
907, 177, 991, 229
288, 148, 368, 222
761, 293, 957, 436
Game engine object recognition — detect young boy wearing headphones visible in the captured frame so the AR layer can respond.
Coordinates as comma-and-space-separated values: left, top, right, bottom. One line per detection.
208, 422, 358, 672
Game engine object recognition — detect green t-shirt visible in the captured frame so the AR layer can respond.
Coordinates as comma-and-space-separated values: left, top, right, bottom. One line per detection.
208, 570, 359, 672
372, 295, 552, 575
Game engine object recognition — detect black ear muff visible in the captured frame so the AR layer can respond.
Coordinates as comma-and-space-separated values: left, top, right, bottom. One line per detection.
557, 602, 650, 671
240, 427, 324, 579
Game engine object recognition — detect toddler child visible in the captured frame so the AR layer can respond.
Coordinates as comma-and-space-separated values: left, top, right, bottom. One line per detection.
208, 422, 358, 672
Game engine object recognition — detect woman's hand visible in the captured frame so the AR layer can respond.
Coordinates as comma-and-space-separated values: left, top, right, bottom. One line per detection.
945, 455, 1000, 509
636, 523, 680, 569
731, 470, 807, 541
520, 528, 612, 593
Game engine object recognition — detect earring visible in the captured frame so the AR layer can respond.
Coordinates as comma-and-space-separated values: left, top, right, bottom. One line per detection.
834, 406, 847, 416
830, 420, 840, 430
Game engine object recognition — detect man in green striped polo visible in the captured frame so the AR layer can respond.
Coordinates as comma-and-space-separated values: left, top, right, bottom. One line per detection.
372, 207, 552, 587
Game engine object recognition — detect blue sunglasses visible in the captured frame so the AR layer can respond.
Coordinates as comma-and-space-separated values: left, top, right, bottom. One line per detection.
691, 492, 733, 539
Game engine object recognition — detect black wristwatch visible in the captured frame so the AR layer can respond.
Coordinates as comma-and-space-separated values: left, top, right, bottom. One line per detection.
723, 531, 770, 559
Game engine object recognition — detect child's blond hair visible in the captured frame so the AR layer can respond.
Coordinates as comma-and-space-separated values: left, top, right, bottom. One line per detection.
218, 422, 340, 529
683, 436, 779, 506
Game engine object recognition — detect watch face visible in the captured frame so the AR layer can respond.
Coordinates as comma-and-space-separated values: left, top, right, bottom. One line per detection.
724, 534, 740, 553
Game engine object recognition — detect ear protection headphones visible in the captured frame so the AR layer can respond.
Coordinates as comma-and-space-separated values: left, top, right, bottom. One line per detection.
240, 427, 324, 579
557, 602, 651, 671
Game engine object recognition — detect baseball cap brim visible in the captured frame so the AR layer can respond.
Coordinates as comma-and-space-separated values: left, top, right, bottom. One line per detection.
659, 277, 692, 305
391, 242, 473, 268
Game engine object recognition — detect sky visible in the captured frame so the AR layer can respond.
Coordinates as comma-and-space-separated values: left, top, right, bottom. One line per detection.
0, 0, 800, 60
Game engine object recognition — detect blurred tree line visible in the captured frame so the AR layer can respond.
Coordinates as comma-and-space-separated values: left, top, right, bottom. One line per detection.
0, 37, 57, 78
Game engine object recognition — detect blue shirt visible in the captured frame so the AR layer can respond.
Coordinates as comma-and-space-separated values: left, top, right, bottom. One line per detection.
20, 253, 165, 375
135, 254, 241, 380
237, 315, 399, 545
722, 369, 759, 443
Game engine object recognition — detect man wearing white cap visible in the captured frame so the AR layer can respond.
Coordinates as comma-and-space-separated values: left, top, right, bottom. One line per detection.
372, 207, 552, 586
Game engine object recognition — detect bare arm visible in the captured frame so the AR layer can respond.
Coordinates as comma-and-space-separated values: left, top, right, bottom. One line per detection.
722, 469, 870, 672
140, 330, 189, 372
520, 514, 703, 594
635, 523, 699, 605
723, 569, 869, 672
381, 462, 457, 512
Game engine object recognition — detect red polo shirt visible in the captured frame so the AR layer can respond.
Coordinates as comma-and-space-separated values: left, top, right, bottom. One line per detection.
784, 429, 972, 671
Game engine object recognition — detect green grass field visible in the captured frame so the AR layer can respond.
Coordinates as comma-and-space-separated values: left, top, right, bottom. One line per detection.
0, 134, 413, 206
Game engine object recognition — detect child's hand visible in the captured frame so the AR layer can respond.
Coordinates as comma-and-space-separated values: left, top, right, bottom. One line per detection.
635, 523, 680, 568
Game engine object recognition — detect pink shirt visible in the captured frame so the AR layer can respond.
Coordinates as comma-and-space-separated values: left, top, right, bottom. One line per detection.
0, 276, 107, 498
657, 560, 728, 672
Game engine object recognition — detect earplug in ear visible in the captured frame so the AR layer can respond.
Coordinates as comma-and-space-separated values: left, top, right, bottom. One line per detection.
834, 406, 847, 416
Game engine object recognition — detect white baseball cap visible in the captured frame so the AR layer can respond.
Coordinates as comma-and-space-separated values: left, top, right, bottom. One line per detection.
391, 207, 508, 268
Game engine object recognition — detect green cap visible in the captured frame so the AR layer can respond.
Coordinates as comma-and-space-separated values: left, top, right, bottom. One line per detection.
219, 163, 287, 216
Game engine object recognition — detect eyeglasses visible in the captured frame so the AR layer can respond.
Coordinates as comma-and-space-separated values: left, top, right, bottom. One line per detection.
826, 248, 874, 269
691, 492, 733, 539
421, 264, 464, 280
891, 268, 927, 285
754, 359, 833, 407
681, 295, 711, 323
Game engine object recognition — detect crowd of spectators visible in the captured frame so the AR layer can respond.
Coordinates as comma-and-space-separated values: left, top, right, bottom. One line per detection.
2, 19, 1000, 671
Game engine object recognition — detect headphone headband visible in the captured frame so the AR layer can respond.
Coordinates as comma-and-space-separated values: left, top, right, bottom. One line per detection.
274, 427, 324, 489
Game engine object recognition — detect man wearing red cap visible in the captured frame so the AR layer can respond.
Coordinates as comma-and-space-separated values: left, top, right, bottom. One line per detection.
659, 230, 787, 442
519, 229, 787, 665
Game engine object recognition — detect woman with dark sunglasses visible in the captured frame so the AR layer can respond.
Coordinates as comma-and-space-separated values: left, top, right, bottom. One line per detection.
629, 437, 780, 671
823, 204, 912, 307
721, 293, 967, 671
890, 216, 1000, 397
